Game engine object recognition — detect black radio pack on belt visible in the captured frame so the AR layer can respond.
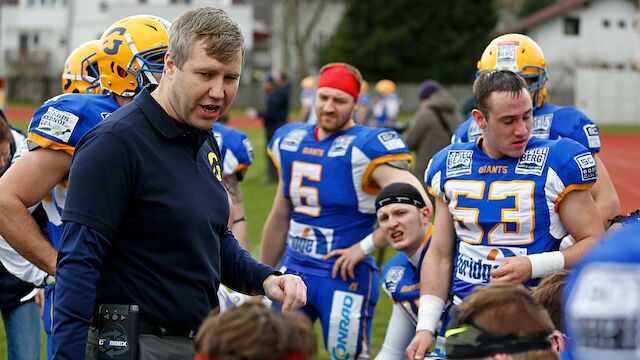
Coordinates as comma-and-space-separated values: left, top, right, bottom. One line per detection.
97, 304, 139, 360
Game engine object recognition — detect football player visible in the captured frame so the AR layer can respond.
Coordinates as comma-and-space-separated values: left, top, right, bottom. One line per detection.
374, 183, 448, 359
212, 116, 254, 250
407, 70, 604, 359
0, 15, 170, 358
372, 79, 401, 128
451, 34, 619, 229
60, 40, 101, 95
261, 63, 428, 359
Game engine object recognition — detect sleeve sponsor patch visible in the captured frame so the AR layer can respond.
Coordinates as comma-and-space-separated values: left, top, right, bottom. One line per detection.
583, 124, 601, 149
574, 152, 597, 181
213, 131, 223, 148
446, 150, 473, 178
377, 131, 406, 151
515, 147, 549, 176
34, 107, 79, 143
242, 138, 254, 161
531, 113, 553, 139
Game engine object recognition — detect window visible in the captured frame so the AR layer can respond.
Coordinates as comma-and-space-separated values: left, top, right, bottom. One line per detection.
619, 19, 626, 29
139, 0, 147, 3
603, 19, 610, 28
170, 0, 192, 4
564, 16, 580, 35
33, 33, 39, 45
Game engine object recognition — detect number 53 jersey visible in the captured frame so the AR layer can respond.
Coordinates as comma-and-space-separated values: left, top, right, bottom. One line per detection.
268, 122, 411, 277
425, 136, 597, 300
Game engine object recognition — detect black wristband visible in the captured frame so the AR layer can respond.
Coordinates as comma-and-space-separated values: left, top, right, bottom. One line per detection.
232, 216, 246, 224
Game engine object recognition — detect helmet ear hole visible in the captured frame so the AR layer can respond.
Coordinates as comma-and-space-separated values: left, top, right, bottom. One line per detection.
117, 65, 128, 78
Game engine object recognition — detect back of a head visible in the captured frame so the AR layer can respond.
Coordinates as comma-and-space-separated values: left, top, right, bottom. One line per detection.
531, 270, 568, 330
169, 6, 244, 69
97, 15, 170, 97
301, 76, 316, 90
564, 223, 640, 360
446, 283, 556, 359
418, 80, 443, 101
477, 33, 548, 109
194, 301, 317, 360
61, 40, 101, 94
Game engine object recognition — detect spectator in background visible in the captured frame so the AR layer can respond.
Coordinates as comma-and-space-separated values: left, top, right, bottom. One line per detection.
372, 79, 401, 128
403, 80, 464, 182
353, 80, 372, 125
251, 72, 290, 182
298, 75, 317, 124
445, 283, 557, 360
194, 301, 317, 360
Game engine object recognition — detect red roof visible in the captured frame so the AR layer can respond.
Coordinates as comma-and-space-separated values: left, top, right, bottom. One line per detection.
501, 0, 588, 34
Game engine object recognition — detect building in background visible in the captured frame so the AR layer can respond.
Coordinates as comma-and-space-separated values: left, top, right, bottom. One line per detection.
0, 0, 254, 103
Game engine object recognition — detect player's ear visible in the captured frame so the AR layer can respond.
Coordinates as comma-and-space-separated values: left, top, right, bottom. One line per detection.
164, 52, 176, 76
472, 108, 487, 130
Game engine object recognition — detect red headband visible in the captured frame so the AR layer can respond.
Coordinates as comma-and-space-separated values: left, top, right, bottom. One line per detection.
317, 64, 360, 101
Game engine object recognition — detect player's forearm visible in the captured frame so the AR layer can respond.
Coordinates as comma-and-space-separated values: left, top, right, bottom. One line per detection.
420, 250, 452, 300
591, 155, 621, 228
0, 197, 57, 275
231, 202, 250, 251
260, 215, 288, 267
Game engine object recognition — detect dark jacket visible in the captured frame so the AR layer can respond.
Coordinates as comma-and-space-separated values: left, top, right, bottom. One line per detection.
404, 90, 464, 180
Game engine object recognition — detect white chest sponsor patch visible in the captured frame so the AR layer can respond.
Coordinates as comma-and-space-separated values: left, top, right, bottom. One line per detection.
574, 153, 597, 181
455, 242, 528, 285
515, 147, 549, 176
567, 264, 640, 359
384, 266, 405, 293
280, 129, 307, 152
377, 131, 405, 150
583, 124, 601, 149
531, 113, 553, 139
35, 107, 79, 143
446, 150, 473, 178
328, 135, 356, 157
328, 291, 363, 360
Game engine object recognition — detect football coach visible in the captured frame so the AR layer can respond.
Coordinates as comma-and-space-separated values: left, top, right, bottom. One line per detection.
52, 7, 306, 360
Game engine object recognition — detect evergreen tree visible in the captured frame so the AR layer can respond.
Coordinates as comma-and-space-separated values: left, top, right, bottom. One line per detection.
320, 0, 497, 83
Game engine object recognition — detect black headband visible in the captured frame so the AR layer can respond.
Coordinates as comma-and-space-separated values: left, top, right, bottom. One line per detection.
445, 321, 553, 359
375, 183, 425, 212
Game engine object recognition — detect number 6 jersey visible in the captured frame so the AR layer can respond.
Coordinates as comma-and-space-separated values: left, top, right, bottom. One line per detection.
425, 136, 597, 300
268, 122, 411, 276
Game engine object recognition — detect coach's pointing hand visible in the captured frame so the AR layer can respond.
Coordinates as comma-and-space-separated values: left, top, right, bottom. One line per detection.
263, 274, 307, 311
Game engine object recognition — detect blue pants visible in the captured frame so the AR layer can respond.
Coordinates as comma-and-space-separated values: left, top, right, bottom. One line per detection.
277, 265, 379, 359
1, 300, 41, 360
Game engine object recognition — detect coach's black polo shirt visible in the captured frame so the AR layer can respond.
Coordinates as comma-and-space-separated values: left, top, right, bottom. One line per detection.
55, 88, 275, 358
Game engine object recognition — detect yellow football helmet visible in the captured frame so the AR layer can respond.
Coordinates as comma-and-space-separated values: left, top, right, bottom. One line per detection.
360, 80, 369, 94
97, 15, 170, 97
477, 33, 548, 109
61, 40, 101, 94
375, 79, 396, 96
300, 75, 316, 90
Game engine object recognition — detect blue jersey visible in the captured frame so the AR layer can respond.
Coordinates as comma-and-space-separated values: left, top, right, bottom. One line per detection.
382, 229, 432, 325
373, 93, 401, 126
212, 123, 253, 177
27, 93, 119, 250
268, 122, 411, 277
425, 137, 597, 300
451, 103, 601, 154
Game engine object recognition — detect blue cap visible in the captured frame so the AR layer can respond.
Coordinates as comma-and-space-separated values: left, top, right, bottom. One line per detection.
563, 223, 640, 360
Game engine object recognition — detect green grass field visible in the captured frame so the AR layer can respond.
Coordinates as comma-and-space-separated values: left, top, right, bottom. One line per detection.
0, 125, 397, 359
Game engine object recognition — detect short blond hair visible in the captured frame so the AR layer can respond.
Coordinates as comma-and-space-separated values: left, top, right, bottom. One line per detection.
169, 6, 244, 68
